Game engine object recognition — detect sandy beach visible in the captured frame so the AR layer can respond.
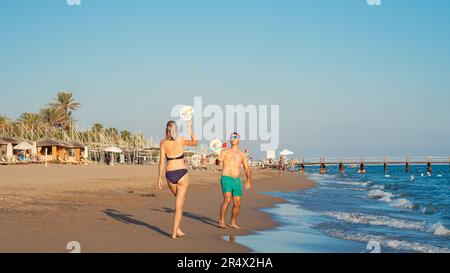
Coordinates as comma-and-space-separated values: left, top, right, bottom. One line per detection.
0, 165, 315, 253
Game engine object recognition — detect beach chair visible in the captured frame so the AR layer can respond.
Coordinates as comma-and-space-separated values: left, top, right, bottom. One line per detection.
58, 157, 71, 165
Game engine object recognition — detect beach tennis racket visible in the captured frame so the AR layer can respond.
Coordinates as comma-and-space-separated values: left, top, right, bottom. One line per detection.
209, 139, 224, 154
179, 105, 194, 121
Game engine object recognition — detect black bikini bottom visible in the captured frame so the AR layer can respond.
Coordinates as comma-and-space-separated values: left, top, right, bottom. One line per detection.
166, 169, 188, 184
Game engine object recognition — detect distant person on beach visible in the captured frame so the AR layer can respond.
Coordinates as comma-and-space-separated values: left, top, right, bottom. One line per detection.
278, 156, 286, 176
299, 163, 305, 174
216, 132, 252, 229
289, 160, 295, 175
157, 120, 198, 239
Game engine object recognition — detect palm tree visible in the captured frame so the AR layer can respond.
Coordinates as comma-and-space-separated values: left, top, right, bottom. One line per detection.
49, 92, 80, 130
0, 115, 11, 129
120, 130, 132, 141
106, 127, 119, 136
91, 123, 104, 132
17, 112, 41, 128
39, 108, 65, 128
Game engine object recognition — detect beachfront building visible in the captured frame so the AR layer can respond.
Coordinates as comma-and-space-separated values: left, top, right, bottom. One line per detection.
0, 136, 35, 162
0, 138, 8, 160
36, 137, 68, 162
66, 140, 86, 163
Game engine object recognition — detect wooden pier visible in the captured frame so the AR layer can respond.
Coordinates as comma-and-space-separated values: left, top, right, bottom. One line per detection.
295, 156, 450, 174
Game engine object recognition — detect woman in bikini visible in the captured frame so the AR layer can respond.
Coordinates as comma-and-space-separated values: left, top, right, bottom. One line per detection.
158, 120, 198, 239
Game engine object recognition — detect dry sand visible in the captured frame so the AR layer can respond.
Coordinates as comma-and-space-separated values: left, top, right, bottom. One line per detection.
0, 165, 315, 253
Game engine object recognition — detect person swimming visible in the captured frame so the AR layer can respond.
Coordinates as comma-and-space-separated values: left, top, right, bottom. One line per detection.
157, 120, 198, 239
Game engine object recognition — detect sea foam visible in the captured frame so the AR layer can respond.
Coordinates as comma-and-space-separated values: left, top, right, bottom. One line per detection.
325, 212, 450, 237
326, 229, 450, 253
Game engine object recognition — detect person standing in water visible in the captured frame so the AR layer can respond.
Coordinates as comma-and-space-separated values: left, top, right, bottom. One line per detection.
158, 120, 198, 239
289, 160, 295, 175
216, 132, 252, 229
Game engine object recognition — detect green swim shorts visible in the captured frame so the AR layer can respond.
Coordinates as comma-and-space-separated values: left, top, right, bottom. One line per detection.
221, 176, 243, 197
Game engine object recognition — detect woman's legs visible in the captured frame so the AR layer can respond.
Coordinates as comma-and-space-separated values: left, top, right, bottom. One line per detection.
171, 175, 189, 239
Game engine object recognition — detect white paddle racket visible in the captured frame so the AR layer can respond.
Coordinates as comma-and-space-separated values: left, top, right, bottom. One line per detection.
179, 105, 194, 121
209, 139, 223, 154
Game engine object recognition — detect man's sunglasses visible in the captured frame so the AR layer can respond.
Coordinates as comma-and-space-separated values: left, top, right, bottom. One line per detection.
230, 135, 240, 140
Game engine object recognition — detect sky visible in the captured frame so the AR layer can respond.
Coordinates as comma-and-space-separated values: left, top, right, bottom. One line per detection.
1, 0, 449, 158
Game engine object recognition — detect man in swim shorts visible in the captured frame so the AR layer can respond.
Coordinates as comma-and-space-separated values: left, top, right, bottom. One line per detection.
216, 132, 252, 229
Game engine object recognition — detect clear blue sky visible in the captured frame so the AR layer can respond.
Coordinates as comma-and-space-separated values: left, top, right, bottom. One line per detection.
1, 0, 449, 158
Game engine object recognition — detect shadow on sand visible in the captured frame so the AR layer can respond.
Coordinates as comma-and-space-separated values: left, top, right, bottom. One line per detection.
152, 207, 220, 228
103, 209, 171, 237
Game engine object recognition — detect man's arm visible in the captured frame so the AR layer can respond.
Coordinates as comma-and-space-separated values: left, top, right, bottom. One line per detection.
242, 153, 252, 190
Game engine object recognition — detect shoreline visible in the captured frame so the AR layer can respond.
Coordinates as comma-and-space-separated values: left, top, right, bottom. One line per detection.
0, 165, 315, 253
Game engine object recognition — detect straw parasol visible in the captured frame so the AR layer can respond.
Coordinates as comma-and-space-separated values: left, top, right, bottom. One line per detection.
13, 136, 33, 144
0, 138, 8, 146
66, 140, 85, 149
14, 142, 35, 151
0, 136, 18, 145
36, 137, 67, 147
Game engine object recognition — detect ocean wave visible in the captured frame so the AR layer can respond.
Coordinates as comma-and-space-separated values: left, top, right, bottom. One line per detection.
324, 212, 450, 237
335, 181, 371, 187
420, 206, 438, 215
344, 188, 368, 192
371, 184, 384, 190
389, 198, 416, 209
326, 229, 450, 253
367, 189, 394, 202
427, 222, 450, 236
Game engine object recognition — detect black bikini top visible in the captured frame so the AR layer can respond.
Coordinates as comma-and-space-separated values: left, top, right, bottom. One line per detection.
166, 154, 185, 161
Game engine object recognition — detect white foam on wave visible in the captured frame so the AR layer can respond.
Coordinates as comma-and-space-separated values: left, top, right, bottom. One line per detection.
367, 189, 394, 202
389, 198, 416, 209
325, 212, 424, 231
324, 211, 450, 237
326, 229, 450, 253
344, 188, 368, 192
336, 181, 370, 187
427, 222, 450, 236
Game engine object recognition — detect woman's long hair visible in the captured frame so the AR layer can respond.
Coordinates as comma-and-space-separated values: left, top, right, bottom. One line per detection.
165, 121, 179, 141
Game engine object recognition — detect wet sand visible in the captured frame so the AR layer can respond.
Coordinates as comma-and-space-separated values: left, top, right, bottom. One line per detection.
0, 165, 315, 253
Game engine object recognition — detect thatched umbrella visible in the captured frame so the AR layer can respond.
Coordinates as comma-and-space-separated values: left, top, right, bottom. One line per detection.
14, 142, 35, 160
14, 142, 35, 151
13, 137, 33, 145
0, 136, 17, 144
36, 137, 67, 161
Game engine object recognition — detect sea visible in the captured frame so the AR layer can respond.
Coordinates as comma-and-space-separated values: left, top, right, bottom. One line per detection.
235, 164, 450, 253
